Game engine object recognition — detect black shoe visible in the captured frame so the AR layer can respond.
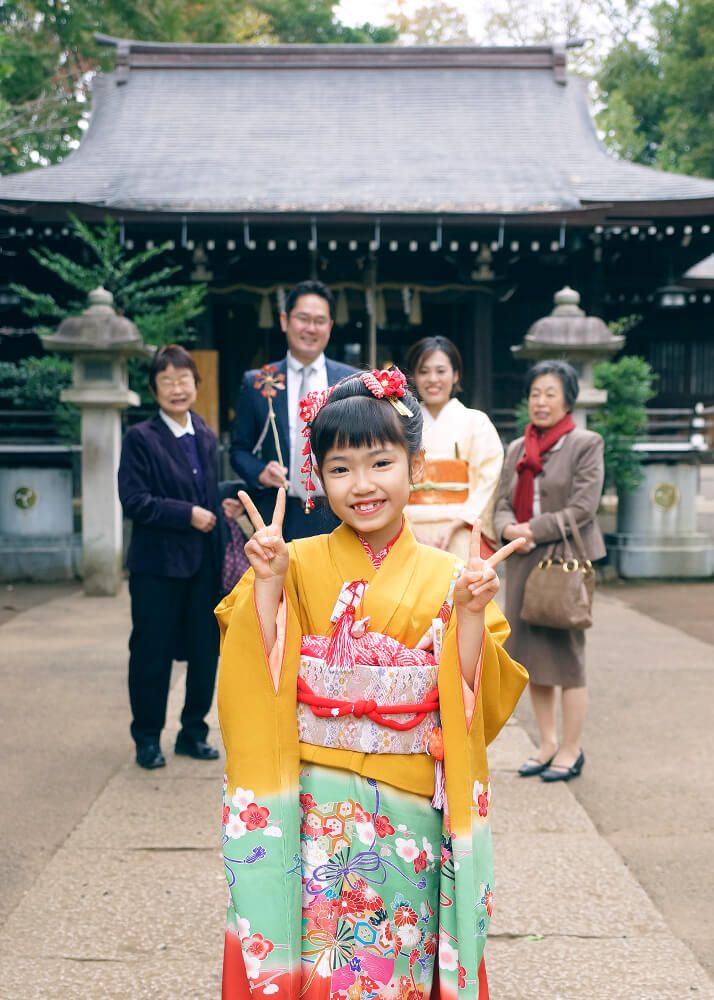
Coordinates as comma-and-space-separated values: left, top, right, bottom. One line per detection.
541, 750, 585, 783
136, 743, 166, 770
518, 751, 557, 778
175, 734, 219, 760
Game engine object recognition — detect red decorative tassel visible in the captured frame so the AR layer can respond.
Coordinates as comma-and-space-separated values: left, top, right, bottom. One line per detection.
325, 605, 357, 670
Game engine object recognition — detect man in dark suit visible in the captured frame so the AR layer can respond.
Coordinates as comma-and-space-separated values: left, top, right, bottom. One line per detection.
118, 345, 221, 770
230, 280, 356, 540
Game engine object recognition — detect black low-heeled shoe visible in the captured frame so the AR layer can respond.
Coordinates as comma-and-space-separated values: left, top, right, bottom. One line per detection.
175, 734, 220, 760
518, 751, 557, 778
136, 743, 166, 770
540, 750, 585, 783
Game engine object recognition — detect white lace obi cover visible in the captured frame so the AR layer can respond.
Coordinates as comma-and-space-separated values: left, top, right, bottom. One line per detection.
296, 631, 440, 756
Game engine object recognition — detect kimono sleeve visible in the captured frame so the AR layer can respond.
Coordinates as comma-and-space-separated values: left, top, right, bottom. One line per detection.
479, 602, 529, 745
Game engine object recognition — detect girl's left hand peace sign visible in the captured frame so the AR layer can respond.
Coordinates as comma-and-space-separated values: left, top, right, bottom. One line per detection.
453, 520, 529, 615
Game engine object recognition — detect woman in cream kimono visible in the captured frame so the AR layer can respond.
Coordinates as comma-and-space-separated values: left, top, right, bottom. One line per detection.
405, 338, 504, 560
216, 370, 527, 1000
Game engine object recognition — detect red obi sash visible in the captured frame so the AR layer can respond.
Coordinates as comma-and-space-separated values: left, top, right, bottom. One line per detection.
296, 630, 441, 758
297, 675, 439, 731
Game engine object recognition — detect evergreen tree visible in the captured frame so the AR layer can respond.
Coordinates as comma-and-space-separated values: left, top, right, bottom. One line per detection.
597, 0, 714, 178
12, 212, 206, 347
5, 213, 207, 433
590, 356, 658, 493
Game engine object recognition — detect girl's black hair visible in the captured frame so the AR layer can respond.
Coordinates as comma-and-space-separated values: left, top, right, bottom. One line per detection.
525, 359, 579, 410
406, 335, 463, 394
310, 373, 423, 469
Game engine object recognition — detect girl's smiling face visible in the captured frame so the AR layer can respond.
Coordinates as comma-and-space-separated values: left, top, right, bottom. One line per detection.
315, 441, 424, 552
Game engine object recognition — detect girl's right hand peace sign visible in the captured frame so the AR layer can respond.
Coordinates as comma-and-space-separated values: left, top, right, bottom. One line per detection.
238, 487, 289, 582
453, 519, 528, 616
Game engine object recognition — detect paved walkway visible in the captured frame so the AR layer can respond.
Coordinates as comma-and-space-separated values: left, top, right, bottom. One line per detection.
0, 587, 712, 999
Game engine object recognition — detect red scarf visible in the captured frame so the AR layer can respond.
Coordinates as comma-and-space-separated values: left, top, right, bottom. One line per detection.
512, 414, 575, 522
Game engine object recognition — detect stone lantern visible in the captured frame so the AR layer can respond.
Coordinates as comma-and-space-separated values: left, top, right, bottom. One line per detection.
511, 286, 624, 427
42, 288, 154, 596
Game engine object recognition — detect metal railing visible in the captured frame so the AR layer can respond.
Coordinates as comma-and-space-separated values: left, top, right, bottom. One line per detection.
0, 408, 64, 442
2, 402, 713, 453
491, 403, 714, 451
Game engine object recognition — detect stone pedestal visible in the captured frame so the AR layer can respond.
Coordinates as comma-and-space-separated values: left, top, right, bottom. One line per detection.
0, 446, 80, 581
606, 451, 714, 578
42, 288, 154, 596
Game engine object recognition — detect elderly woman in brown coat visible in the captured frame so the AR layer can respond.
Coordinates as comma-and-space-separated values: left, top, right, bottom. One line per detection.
493, 360, 605, 782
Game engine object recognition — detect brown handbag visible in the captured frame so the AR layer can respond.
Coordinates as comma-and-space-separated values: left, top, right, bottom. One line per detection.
520, 510, 595, 631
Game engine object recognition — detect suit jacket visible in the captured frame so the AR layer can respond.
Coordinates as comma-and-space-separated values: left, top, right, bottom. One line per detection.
118, 412, 220, 578
229, 356, 356, 521
493, 427, 607, 561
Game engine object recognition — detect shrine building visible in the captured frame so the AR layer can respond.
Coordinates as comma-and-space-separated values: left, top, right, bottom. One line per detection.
1, 36, 713, 434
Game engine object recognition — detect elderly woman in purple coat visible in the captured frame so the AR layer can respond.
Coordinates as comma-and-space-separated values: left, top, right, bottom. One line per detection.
118, 344, 222, 771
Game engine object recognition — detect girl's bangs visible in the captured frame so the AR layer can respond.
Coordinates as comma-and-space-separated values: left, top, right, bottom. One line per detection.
311, 395, 405, 465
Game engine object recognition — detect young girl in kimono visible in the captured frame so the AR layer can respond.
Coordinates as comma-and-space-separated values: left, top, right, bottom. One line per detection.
216, 368, 528, 1000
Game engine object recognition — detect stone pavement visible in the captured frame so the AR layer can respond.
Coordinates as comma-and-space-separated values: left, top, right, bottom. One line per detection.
0, 588, 712, 1000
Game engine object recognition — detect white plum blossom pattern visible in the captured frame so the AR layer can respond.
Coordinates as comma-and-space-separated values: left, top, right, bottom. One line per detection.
226, 813, 248, 840
394, 836, 420, 863
355, 818, 376, 845
243, 951, 261, 979
231, 786, 255, 811
438, 935, 459, 971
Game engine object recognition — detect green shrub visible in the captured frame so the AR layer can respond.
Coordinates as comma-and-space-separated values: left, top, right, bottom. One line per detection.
590, 356, 658, 493
0, 355, 79, 442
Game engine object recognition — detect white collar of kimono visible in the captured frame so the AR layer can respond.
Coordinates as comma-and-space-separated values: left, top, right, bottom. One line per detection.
159, 408, 195, 438
420, 396, 463, 427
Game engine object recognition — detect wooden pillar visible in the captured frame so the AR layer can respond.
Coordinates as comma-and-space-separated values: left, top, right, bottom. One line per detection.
465, 290, 494, 412
192, 348, 219, 434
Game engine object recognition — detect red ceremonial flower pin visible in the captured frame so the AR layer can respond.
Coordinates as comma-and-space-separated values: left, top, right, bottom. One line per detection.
253, 364, 287, 470
254, 364, 286, 399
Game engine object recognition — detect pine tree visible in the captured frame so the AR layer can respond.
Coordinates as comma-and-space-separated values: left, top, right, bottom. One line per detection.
4, 213, 207, 436
12, 212, 206, 346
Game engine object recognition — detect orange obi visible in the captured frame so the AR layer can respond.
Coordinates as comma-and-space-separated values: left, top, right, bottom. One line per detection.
409, 457, 469, 505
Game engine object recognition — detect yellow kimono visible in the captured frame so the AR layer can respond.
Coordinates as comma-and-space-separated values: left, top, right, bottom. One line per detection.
217, 521, 527, 1000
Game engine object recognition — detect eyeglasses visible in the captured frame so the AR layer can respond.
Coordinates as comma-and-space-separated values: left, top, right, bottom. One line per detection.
156, 373, 195, 389
291, 313, 331, 329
